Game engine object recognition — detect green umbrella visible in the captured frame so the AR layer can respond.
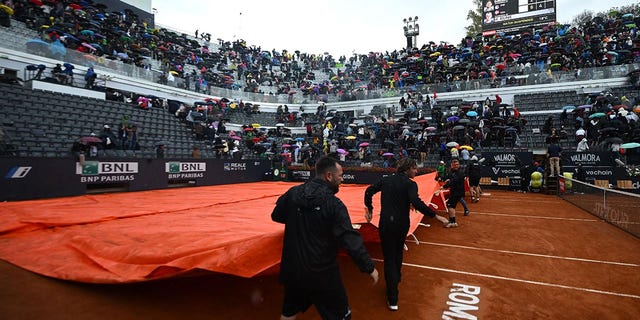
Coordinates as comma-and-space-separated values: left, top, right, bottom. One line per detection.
620, 142, 640, 149
588, 112, 606, 119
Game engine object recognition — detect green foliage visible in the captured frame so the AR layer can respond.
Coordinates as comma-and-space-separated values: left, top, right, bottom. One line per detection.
465, 0, 483, 38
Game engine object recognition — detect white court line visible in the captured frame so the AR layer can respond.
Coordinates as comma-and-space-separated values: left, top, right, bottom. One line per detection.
469, 211, 601, 221
371, 258, 640, 300
416, 241, 640, 267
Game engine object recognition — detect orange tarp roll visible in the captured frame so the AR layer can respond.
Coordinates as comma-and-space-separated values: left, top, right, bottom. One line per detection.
0, 173, 440, 283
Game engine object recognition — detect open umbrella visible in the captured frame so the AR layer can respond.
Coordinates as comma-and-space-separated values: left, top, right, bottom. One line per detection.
359, 142, 370, 147
589, 112, 606, 119
605, 137, 624, 144
447, 116, 459, 123
49, 40, 67, 57
460, 145, 473, 151
81, 42, 96, 51
25, 39, 49, 51
466, 111, 478, 117
446, 141, 459, 148
452, 125, 465, 131
337, 148, 348, 155
382, 152, 394, 157
620, 142, 640, 149
79, 29, 94, 37
79, 136, 102, 144
562, 105, 575, 111
426, 126, 436, 131
345, 136, 356, 140
0, 4, 14, 15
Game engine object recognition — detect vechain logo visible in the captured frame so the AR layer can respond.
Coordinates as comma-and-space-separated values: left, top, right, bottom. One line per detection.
5, 166, 32, 179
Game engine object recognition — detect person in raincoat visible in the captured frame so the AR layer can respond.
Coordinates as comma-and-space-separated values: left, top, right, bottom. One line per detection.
84, 67, 97, 89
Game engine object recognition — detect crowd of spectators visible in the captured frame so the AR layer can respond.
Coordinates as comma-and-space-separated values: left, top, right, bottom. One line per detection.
547, 90, 640, 152
7, 0, 640, 102
4, 0, 640, 165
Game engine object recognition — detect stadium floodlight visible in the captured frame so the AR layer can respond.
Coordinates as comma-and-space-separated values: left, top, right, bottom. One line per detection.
403, 16, 419, 49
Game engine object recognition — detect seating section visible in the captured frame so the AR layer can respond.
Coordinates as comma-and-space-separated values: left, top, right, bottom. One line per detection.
0, 84, 198, 158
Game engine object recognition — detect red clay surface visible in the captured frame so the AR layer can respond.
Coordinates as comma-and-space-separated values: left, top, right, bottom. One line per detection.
1, 188, 639, 319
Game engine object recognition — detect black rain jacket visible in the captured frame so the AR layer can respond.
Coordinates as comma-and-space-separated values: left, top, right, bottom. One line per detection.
272, 178, 374, 283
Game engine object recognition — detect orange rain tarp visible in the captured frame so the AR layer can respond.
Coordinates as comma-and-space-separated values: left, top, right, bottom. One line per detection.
0, 173, 440, 283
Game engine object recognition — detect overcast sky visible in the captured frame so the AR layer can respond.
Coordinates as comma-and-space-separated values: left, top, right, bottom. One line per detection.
152, 0, 637, 57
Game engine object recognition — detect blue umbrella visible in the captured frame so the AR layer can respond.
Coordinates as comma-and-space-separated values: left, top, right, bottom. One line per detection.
562, 105, 575, 111
447, 116, 460, 123
295, 137, 305, 141
49, 39, 67, 57
620, 142, 640, 149
25, 39, 49, 51
117, 52, 129, 59
466, 111, 478, 117
89, 43, 103, 51
80, 29, 94, 36
63, 33, 80, 43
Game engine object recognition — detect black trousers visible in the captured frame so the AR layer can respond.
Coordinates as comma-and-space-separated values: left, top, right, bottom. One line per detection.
379, 222, 409, 305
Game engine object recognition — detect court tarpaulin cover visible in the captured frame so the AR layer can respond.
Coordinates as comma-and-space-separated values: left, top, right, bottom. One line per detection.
0, 173, 440, 283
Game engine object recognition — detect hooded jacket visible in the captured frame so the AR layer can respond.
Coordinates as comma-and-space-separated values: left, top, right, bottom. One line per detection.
272, 178, 374, 283
364, 172, 436, 231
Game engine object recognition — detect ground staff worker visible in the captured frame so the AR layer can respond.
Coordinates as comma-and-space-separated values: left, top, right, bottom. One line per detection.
272, 156, 379, 320
364, 158, 447, 311
438, 158, 466, 227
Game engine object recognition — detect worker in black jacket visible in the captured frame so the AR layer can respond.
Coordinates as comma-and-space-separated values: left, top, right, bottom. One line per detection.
364, 158, 447, 311
438, 158, 466, 228
272, 156, 378, 320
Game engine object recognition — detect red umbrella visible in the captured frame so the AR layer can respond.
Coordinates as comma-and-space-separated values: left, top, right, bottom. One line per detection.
79, 136, 102, 144
359, 142, 370, 147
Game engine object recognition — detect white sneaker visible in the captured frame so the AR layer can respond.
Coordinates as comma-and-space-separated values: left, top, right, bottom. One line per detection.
387, 302, 398, 311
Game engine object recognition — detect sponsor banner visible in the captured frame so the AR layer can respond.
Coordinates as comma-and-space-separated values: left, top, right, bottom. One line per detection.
479, 151, 533, 178
166, 162, 206, 180
0, 158, 271, 201
288, 170, 392, 185
76, 161, 139, 184
561, 152, 617, 167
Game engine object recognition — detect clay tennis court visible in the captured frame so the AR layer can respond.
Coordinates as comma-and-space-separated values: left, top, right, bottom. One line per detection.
1, 179, 639, 319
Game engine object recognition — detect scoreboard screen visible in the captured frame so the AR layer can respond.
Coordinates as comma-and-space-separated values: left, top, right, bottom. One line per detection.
482, 0, 556, 35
